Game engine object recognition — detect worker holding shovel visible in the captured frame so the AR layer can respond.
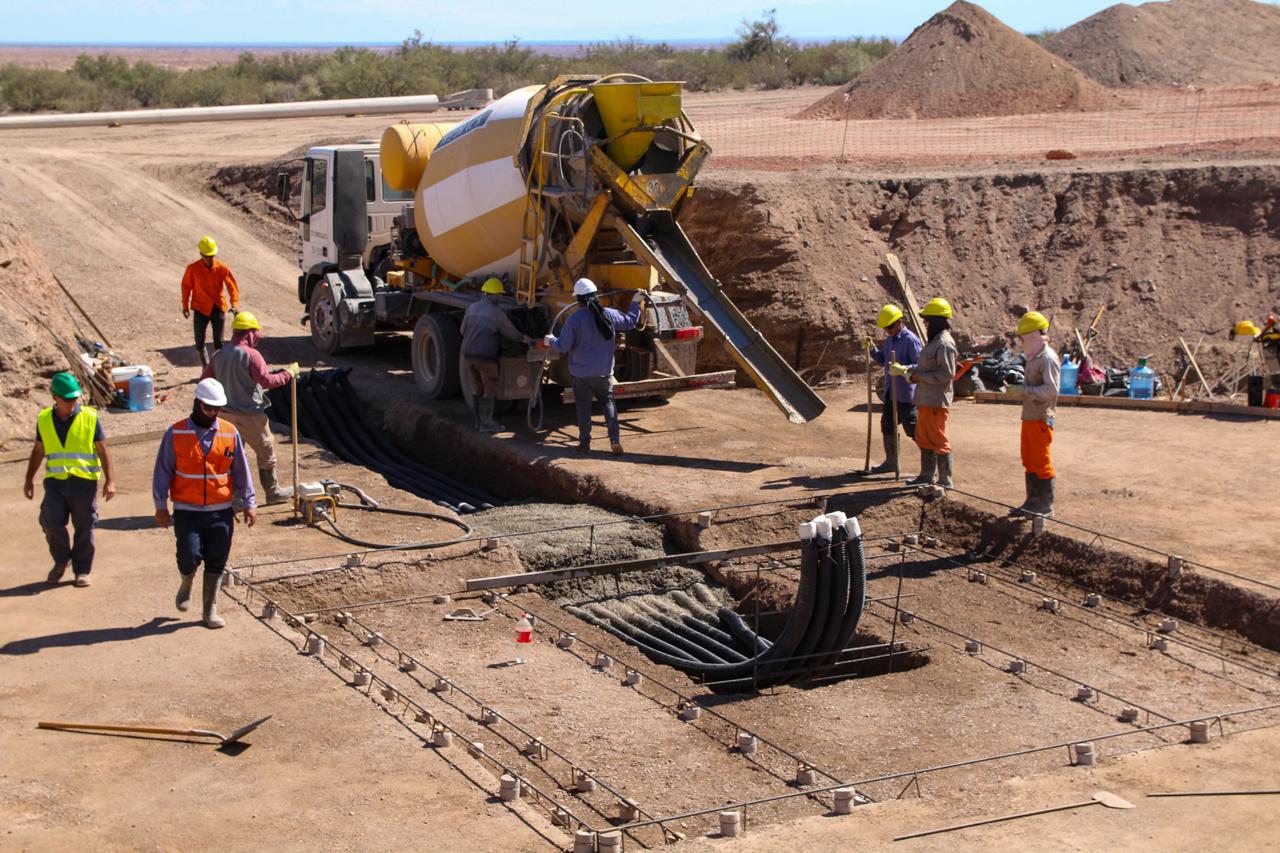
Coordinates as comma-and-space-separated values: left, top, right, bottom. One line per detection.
892, 298, 958, 490
867, 304, 922, 474
152, 379, 255, 628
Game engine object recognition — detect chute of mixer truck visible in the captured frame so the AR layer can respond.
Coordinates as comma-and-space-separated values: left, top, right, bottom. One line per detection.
280, 75, 825, 424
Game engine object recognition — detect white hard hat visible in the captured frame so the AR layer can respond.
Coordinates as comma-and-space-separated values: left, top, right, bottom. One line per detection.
194, 377, 227, 406
573, 277, 598, 297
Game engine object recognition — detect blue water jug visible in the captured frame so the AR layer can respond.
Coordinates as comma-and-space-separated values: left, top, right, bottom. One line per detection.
1059, 354, 1079, 396
128, 372, 154, 412
1128, 357, 1155, 400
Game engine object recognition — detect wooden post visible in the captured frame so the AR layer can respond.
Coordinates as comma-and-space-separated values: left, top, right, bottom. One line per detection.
291, 370, 300, 518
863, 335, 874, 473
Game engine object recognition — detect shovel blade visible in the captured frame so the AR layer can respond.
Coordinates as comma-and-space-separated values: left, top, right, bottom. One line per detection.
1092, 790, 1136, 809
222, 715, 272, 745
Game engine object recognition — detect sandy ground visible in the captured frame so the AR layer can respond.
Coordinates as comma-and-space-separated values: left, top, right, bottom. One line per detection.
1, 89, 1278, 850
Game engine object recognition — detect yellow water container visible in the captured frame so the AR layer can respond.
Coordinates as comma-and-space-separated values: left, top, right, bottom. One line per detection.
380, 122, 457, 192
414, 86, 541, 281
590, 81, 683, 171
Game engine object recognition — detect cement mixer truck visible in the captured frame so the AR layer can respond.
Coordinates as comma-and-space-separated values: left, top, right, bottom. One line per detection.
280, 75, 825, 423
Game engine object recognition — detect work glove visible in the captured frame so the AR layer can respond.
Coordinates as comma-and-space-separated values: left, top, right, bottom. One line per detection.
286, 362, 300, 378
543, 334, 556, 348
888, 362, 911, 378
631, 289, 649, 303
863, 336, 875, 350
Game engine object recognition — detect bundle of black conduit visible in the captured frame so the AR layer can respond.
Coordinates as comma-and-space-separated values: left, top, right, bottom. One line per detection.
266, 368, 499, 515
567, 511, 866, 693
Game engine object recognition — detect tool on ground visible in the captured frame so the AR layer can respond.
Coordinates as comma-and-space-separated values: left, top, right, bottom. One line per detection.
1177, 335, 1213, 399
52, 274, 112, 348
863, 334, 874, 473
38, 715, 272, 746
885, 252, 925, 342
443, 607, 489, 622
1148, 789, 1280, 798
889, 350, 901, 481
894, 790, 1134, 841
291, 361, 300, 519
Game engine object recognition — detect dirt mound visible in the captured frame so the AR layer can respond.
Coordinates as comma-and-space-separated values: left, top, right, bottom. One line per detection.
1046, 0, 1280, 87
798, 1, 1106, 120
0, 220, 83, 450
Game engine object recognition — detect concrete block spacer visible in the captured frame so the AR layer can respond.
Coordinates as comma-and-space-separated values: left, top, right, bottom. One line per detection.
466, 741, 485, 758
903, 533, 920, 546
1085, 593, 1102, 608
1119, 707, 1140, 723
1168, 555, 1184, 580
574, 770, 597, 793
304, 634, 326, 656
885, 541, 902, 553
1007, 659, 1026, 674
433, 594, 451, 604
260, 601, 277, 620
677, 702, 702, 722
597, 831, 622, 851
1076, 686, 1094, 702
1189, 721, 1211, 744
1158, 618, 1178, 634
796, 765, 818, 786
335, 611, 350, 626
481, 590, 498, 605
432, 677, 452, 694
521, 738, 547, 760
697, 511, 713, 529
345, 553, 363, 568
965, 639, 982, 655
899, 610, 916, 625
594, 653, 613, 671
480, 707, 500, 726
365, 631, 384, 647
622, 669, 643, 687
557, 632, 577, 650
1073, 742, 1096, 766
498, 774, 521, 802
351, 670, 372, 688
923, 535, 940, 547
1150, 637, 1169, 652
1041, 597, 1061, 614
736, 732, 758, 755
481, 537, 500, 551
968, 570, 988, 584
515, 584, 531, 594
572, 830, 596, 853
1020, 570, 1037, 584
833, 788, 857, 815
338, 655, 355, 671
616, 798, 641, 822
551, 808, 572, 828
432, 726, 454, 748
400, 656, 418, 673
719, 810, 742, 838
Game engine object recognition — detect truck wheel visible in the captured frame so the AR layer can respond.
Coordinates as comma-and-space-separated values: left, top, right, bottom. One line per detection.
309, 281, 345, 355
412, 313, 462, 399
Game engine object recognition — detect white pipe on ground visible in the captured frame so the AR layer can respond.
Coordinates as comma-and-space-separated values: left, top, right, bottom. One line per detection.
0, 94, 442, 130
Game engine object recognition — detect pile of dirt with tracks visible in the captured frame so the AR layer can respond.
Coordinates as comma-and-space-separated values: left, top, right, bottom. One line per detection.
798, 1, 1106, 120
0, 220, 83, 450
1046, 0, 1280, 87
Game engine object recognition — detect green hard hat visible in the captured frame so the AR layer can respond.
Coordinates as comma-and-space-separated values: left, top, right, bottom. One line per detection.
50, 371, 82, 399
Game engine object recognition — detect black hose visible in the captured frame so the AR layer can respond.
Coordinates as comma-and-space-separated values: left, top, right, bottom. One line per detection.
314, 506, 473, 551
629, 599, 748, 663
813, 525, 853, 670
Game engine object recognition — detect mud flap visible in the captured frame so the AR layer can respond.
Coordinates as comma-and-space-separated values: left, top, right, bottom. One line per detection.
325, 268, 376, 349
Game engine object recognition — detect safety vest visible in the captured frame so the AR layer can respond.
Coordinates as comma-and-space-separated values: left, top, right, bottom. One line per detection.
170, 418, 238, 510
38, 406, 102, 481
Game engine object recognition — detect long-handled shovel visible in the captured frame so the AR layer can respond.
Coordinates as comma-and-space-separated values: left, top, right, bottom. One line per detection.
38, 715, 272, 747
863, 335, 874, 473
895, 790, 1134, 841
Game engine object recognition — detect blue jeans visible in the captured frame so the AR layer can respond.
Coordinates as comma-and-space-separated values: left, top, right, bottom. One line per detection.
40, 477, 98, 576
173, 508, 235, 576
572, 375, 619, 447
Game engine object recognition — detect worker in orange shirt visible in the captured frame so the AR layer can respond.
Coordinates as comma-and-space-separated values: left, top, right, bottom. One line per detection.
181, 235, 241, 367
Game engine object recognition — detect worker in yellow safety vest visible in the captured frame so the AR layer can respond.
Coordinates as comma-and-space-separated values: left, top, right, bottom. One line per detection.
23, 372, 116, 587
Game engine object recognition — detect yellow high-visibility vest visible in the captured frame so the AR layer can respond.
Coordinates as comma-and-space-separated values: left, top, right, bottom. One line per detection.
37, 406, 102, 481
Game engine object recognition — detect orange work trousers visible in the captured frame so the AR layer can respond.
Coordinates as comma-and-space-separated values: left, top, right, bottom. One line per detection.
914, 405, 950, 454
1020, 419, 1054, 479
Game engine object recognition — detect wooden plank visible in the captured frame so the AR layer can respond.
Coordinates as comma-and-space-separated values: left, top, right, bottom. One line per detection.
561, 370, 734, 403
1178, 336, 1213, 398
974, 391, 1280, 419
0, 427, 167, 464
884, 252, 925, 342
465, 540, 799, 591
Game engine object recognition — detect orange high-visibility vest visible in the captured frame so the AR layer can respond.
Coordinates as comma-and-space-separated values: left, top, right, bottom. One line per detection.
170, 418, 238, 508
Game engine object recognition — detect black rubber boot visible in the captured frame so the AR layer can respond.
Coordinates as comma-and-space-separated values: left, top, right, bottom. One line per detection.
1034, 477, 1056, 518
1011, 472, 1036, 516
870, 433, 897, 473
202, 572, 225, 629
479, 396, 501, 433
176, 572, 195, 612
908, 449, 936, 486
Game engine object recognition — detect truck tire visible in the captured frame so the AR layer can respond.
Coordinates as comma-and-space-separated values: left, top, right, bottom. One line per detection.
413, 313, 462, 399
309, 281, 345, 355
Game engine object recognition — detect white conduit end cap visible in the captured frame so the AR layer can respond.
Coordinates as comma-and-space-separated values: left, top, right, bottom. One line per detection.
843, 517, 863, 539
798, 522, 817, 541
824, 511, 848, 529
813, 517, 833, 540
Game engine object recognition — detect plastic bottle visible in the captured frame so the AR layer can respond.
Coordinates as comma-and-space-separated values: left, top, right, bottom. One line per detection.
128, 371, 154, 412
1059, 354, 1079, 396
1128, 357, 1155, 400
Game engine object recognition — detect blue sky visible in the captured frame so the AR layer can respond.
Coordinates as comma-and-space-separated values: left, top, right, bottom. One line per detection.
0, 0, 1274, 44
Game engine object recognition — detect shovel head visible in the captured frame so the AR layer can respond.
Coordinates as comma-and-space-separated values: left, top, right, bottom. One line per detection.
1092, 791, 1136, 809
222, 715, 272, 745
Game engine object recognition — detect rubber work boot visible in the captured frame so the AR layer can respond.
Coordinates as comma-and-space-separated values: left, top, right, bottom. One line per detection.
479, 396, 501, 433
935, 452, 953, 489
908, 449, 936, 486
610, 441, 624, 455
202, 573, 226, 629
1033, 477, 1056, 518
1011, 472, 1036, 517
869, 433, 897, 473
176, 572, 195, 612
260, 467, 294, 506
196, 345, 208, 368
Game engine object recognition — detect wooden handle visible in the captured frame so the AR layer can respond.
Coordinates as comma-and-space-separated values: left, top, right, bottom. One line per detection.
291, 370, 300, 519
39, 721, 218, 740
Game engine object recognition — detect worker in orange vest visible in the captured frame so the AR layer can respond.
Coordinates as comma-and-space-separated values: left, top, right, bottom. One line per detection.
181, 235, 241, 367
152, 378, 255, 628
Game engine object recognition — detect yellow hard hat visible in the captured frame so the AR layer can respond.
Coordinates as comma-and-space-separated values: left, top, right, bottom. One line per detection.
197, 235, 218, 256
1016, 311, 1050, 336
920, 297, 954, 319
232, 310, 262, 332
876, 304, 904, 329
1234, 320, 1262, 338
481, 277, 505, 295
